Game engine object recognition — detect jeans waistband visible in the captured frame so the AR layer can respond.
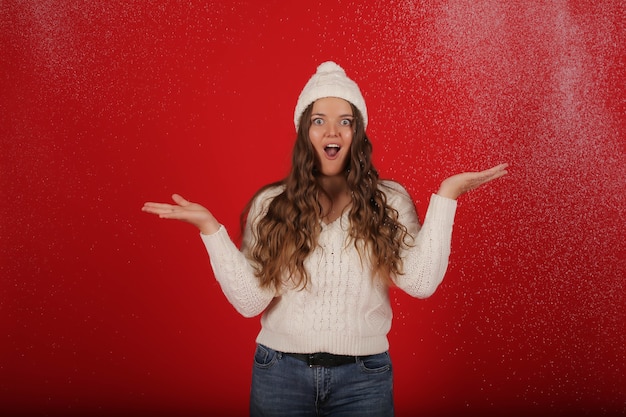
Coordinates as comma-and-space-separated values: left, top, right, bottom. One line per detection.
284, 352, 364, 367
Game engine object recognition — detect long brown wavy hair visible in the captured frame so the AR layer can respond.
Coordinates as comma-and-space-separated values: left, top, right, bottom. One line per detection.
241, 102, 411, 290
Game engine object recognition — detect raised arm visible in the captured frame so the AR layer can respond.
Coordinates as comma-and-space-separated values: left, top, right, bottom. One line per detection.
142, 193, 276, 317
393, 163, 509, 297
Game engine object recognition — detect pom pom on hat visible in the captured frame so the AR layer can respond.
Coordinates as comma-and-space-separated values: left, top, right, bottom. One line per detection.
294, 61, 368, 131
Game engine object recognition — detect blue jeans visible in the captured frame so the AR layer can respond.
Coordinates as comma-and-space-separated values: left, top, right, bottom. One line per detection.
250, 344, 394, 417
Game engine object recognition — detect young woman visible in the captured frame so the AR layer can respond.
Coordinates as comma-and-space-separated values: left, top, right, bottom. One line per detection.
143, 61, 508, 416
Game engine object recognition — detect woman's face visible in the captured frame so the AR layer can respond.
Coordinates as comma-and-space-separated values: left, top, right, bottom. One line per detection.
308, 97, 354, 177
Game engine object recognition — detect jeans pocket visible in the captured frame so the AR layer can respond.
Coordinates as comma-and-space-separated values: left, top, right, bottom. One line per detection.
358, 352, 392, 374
253, 344, 279, 370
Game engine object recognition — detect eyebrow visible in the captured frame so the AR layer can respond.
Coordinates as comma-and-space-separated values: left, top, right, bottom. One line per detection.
311, 113, 354, 118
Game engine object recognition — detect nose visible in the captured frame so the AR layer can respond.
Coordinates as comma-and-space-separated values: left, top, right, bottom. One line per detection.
326, 122, 338, 136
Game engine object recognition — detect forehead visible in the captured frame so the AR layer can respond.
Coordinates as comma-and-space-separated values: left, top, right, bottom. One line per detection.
311, 97, 353, 114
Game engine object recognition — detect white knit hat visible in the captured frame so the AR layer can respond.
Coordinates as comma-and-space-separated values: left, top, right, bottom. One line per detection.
294, 61, 368, 131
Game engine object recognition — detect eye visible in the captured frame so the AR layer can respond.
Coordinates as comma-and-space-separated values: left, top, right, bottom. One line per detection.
340, 118, 353, 127
312, 118, 324, 126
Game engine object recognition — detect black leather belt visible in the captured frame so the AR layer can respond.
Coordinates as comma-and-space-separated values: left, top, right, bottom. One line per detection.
284, 352, 360, 367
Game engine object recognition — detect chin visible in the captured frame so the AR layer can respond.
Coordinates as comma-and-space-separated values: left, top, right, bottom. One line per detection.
315, 156, 349, 177
316, 163, 340, 176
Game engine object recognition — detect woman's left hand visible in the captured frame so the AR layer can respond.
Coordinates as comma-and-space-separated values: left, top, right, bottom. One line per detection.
437, 163, 509, 200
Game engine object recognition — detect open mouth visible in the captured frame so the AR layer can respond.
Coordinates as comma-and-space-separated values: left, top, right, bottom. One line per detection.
324, 144, 340, 158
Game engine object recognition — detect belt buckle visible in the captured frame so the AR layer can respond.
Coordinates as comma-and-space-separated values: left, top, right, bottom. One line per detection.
307, 353, 322, 367
307, 352, 348, 367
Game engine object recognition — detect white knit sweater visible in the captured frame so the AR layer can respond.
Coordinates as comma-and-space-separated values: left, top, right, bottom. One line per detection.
200, 180, 457, 356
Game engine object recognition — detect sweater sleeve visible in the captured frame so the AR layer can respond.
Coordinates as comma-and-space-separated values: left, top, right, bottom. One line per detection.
199, 188, 280, 317
387, 183, 457, 298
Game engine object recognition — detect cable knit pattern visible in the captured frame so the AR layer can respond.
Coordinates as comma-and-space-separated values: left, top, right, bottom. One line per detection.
200, 180, 457, 356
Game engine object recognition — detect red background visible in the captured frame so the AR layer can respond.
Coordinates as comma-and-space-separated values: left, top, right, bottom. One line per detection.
2, 1, 625, 416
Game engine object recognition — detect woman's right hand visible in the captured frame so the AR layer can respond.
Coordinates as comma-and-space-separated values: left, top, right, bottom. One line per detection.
142, 194, 220, 235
